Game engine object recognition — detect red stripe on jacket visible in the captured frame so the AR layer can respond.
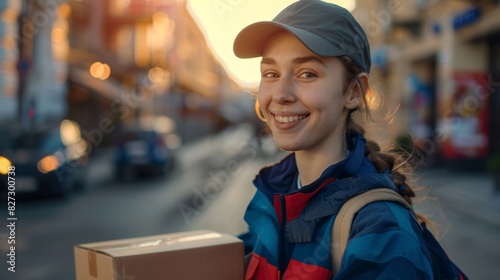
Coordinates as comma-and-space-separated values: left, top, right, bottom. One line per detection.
246, 253, 279, 280
274, 178, 335, 223
283, 259, 332, 279
245, 253, 333, 280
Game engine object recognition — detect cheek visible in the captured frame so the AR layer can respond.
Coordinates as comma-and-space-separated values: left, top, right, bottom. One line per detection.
257, 87, 271, 108
308, 91, 346, 118
301, 88, 336, 110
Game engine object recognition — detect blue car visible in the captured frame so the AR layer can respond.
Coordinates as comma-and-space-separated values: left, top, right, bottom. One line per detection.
113, 128, 176, 180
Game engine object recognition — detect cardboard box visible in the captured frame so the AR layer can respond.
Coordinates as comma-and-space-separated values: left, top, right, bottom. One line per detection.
74, 230, 244, 280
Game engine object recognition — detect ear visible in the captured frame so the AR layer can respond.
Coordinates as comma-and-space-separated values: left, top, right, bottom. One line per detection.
254, 100, 267, 122
345, 73, 369, 110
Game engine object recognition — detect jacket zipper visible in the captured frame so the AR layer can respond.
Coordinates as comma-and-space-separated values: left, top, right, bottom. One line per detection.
271, 215, 281, 280
278, 195, 287, 279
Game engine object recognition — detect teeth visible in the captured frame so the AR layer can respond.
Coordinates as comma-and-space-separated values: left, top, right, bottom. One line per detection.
274, 115, 307, 123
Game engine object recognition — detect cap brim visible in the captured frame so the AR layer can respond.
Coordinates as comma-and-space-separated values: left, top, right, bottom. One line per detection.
233, 21, 345, 58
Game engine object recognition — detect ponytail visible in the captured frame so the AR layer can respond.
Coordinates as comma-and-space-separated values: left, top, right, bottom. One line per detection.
346, 117, 416, 204
340, 56, 419, 207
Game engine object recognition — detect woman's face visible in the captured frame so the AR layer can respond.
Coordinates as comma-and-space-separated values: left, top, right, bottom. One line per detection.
258, 32, 357, 153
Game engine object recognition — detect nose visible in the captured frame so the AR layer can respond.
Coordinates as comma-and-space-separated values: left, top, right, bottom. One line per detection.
272, 76, 296, 104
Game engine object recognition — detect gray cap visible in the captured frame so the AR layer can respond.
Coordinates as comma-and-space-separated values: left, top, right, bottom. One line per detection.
233, 0, 371, 73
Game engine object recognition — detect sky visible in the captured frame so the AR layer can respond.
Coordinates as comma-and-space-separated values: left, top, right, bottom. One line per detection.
186, 0, 355, 88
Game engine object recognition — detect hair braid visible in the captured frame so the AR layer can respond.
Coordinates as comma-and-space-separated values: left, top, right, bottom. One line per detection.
346, 118, 416, 204
341, 55, 418, 205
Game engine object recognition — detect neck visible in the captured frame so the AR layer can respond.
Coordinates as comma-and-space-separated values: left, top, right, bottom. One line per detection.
295, 135, 348, 186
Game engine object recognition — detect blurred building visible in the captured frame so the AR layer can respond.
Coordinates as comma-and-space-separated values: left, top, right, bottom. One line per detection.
66, 0, 242, 146
173, 1, 243, 142
0, 1, 19, 123
0, 0, 71, 129
354, 0, 500, 170
0, 1, 21, 125
0, 0, 244, 147
0, 0, 68, 128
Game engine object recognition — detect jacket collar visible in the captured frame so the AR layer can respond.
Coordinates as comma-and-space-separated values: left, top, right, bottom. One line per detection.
253, 132, 369, 199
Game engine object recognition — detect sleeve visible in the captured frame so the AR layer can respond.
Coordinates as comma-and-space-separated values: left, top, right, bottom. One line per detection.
333, 201, 434, 280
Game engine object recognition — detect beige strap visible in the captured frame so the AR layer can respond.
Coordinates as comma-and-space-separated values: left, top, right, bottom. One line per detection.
331, 188, 412, 275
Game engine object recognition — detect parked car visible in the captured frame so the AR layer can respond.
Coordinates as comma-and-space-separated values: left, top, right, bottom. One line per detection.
112, 127, 176, 180
0, 121, 89, 199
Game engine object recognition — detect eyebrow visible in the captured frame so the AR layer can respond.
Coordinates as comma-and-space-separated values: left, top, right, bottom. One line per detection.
261, 55, 327, 67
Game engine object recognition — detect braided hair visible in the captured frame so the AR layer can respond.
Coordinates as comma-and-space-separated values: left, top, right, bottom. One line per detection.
339, 55, 419, 207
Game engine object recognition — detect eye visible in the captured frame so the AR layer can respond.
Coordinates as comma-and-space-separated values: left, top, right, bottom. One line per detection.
262, 71, 279, 78
298, 71, 317, 79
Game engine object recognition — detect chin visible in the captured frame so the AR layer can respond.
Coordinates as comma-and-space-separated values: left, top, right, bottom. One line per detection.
273, 137, 302, 152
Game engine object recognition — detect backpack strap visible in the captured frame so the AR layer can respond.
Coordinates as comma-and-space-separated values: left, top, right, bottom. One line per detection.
331, 188, 412, 275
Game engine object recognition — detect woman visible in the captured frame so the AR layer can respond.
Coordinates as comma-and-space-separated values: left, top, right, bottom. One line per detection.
233, 1, 464, 279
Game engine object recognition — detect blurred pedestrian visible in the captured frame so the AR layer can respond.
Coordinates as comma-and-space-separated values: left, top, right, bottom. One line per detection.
233, 1, 465, 279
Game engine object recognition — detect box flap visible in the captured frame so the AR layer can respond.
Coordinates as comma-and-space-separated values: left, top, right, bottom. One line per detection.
75, 230, 244, 280
76, 230, 241, 257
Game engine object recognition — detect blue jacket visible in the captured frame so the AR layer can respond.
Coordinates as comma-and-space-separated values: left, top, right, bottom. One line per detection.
240, 133, 434, 279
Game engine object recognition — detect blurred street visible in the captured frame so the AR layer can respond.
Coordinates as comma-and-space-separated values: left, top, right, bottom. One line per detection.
0, 126, 498, 280
1, 1, 500, 279
0, 125, 279, 280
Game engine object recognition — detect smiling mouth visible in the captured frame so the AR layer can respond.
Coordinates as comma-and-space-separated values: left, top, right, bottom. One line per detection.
273, 114, 309, 123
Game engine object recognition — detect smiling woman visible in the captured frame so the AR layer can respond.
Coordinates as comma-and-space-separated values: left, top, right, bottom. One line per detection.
186, 0, 355, 88
230, 1, 468, 279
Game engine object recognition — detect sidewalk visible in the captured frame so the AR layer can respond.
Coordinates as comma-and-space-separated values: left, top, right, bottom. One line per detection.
416, 168, 500, 228
184, 160, 261, 236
